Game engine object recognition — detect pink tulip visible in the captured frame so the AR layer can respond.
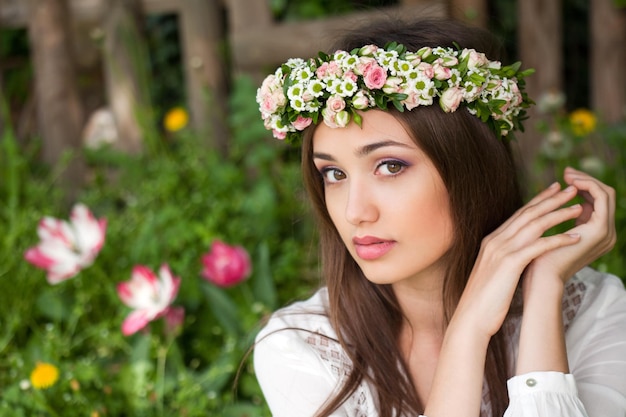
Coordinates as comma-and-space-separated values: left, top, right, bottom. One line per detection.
24, 204, 107, 284
201, 240, 251, 287
117, 264, 181, 336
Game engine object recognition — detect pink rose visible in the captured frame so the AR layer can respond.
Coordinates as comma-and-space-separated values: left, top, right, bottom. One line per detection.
316, 62, 329, 79
462, 49, 489, 68
326, 95, 346, 112
436, 56, 458, 67
327, 61, 342, 77
322, 108, 339, 128
261, 97, 278, 114
259, 74, 278, 95
317, 61, 342, 79
510, 82, 522, 105
272, 129, 286, 140
293, 115, 313, 130
433, 64, 452, 80
201, 240, 252, 287
355, 57, 376, 75
439, 86, 465, 112
363, 63, 387, 89
402, 91, 421, 111
322, 108, 350, 128
260, 91, 286, 115
417, 62, 434, 79
344, 70, 357, 83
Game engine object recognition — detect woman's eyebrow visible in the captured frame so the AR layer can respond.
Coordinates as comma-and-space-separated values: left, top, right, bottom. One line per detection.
313, 140, 413, 161
313, 152, 335, 161
356, 140, 413, 156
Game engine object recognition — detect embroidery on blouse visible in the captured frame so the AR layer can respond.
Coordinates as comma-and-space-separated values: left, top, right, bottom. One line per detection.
305, 331, 371, 416
562, 275, 587, 332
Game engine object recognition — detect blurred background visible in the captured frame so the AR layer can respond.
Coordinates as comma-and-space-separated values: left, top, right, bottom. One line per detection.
0, 0, 625, 416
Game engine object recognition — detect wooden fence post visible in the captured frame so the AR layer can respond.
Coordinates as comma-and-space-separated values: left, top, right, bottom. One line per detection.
102, 0, 153, 154
516, 0, 563, 180
179, 0, 229, 154
225, 0, 272, 77
230, 2, 446, 72
27, 0, 85, 198
591, 0, 626, 123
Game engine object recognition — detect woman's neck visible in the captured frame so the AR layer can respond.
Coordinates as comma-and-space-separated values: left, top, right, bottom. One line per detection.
392, 271, 446, 336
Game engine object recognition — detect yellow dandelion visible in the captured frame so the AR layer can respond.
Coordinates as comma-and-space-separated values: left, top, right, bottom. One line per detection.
569, 108, 597, 136
163, 107, 189, 132
30, 362, 59, 389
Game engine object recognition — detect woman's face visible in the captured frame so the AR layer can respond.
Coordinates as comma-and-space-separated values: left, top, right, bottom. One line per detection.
312, 110, 454, 287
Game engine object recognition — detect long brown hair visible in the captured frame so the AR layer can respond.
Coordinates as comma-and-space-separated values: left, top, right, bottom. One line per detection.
300, 18, 524, 417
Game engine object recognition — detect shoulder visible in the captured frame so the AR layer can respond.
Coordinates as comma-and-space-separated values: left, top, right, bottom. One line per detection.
253, 288, 373, 416
254, 287, 349, 380
256, 287, 336, 342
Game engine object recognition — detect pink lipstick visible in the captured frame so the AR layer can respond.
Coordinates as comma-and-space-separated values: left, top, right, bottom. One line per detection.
352, 236, 395, 260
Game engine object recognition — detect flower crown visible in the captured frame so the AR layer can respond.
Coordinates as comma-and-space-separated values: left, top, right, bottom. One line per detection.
257, 42, 534, 143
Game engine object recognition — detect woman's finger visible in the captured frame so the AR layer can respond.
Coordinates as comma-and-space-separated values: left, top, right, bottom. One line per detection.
497, 185, 579, 237
569, 177, 613, 227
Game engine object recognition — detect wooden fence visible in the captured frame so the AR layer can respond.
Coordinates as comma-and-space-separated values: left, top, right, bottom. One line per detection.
1, 0, 625, 174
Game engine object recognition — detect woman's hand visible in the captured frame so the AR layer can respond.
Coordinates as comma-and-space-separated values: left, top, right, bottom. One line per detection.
516, 168, 616, 375
453, 177, 586, 338
525, 167, 616, 284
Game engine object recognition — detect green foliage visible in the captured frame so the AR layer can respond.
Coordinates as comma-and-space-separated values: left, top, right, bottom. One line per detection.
0, 75, 318, 416
144, 14, 185, 124
0, 28, 31, 104
532, 100, 626, 279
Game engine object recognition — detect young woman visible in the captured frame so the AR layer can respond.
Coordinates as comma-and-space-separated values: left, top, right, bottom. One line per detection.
253, 18, 625, 417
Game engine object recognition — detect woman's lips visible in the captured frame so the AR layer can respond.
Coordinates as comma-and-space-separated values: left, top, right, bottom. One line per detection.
352, 236, 396, 260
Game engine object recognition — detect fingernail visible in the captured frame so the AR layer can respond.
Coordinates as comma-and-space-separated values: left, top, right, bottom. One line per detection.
549, 181, 560, 189
564, 185, 576, 192
567, 233, 581, 239
570, 203, 582, 209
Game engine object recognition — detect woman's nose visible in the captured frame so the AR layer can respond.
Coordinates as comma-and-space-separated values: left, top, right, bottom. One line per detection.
345, 181, 379, 225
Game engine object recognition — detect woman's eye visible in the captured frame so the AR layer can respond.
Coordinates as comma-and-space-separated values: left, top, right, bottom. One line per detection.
321, 168, 346, 183
377, 160, 406, 176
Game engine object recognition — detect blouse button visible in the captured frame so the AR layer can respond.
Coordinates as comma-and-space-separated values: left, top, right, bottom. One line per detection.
525, 378, 537, 387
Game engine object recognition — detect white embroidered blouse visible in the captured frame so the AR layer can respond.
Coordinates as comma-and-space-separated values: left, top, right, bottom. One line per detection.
254, 267, 626, 416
